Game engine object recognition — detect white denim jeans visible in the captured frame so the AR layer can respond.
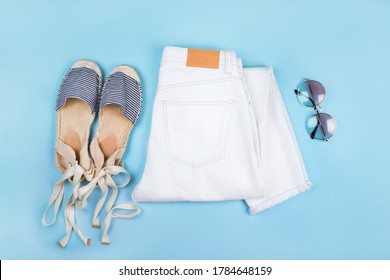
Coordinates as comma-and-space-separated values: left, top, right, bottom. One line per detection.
133, 46, 312, 214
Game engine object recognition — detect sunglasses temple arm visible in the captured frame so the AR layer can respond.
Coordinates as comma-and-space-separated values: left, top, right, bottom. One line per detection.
294, 89, 317, 107
310, 123, 318, 139
313, 108, 328, 142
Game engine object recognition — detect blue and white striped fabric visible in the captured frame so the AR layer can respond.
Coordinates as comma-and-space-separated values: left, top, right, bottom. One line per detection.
56, 67, 101, 114
99, 71, 142, 125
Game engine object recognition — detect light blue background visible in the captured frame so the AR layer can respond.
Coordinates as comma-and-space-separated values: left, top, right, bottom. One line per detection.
0, 0, 389, 260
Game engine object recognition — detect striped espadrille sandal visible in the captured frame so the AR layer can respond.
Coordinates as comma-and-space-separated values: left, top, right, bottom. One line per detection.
77, 65, 142, 245
42, 60, 102, 248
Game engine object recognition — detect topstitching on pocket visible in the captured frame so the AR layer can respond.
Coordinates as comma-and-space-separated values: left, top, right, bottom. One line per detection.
163, 99, 233, 167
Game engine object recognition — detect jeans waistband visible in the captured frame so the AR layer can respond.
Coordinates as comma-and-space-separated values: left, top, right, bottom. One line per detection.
162, 46, 238, 73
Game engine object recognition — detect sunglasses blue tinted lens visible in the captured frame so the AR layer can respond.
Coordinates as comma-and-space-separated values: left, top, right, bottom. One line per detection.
307, 112, 336, 140
296, 80, 326, 107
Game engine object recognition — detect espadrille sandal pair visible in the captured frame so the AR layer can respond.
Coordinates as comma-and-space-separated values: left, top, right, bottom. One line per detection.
42, 60, 142, 247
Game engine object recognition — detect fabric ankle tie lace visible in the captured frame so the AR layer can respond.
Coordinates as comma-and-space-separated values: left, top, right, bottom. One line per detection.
42, 161, 93, 247
77, 164, 141, 245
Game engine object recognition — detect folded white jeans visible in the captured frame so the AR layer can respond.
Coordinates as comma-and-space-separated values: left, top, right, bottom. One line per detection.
133, 46, 312, 214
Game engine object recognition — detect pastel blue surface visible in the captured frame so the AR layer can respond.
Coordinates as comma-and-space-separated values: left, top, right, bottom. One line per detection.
0, 0, 389, 260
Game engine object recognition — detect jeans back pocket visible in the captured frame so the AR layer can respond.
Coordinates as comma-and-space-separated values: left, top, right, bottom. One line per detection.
163, 100, 233, 167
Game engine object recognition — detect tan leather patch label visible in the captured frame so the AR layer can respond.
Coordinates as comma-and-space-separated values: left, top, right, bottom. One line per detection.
186, 48, 220, 69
